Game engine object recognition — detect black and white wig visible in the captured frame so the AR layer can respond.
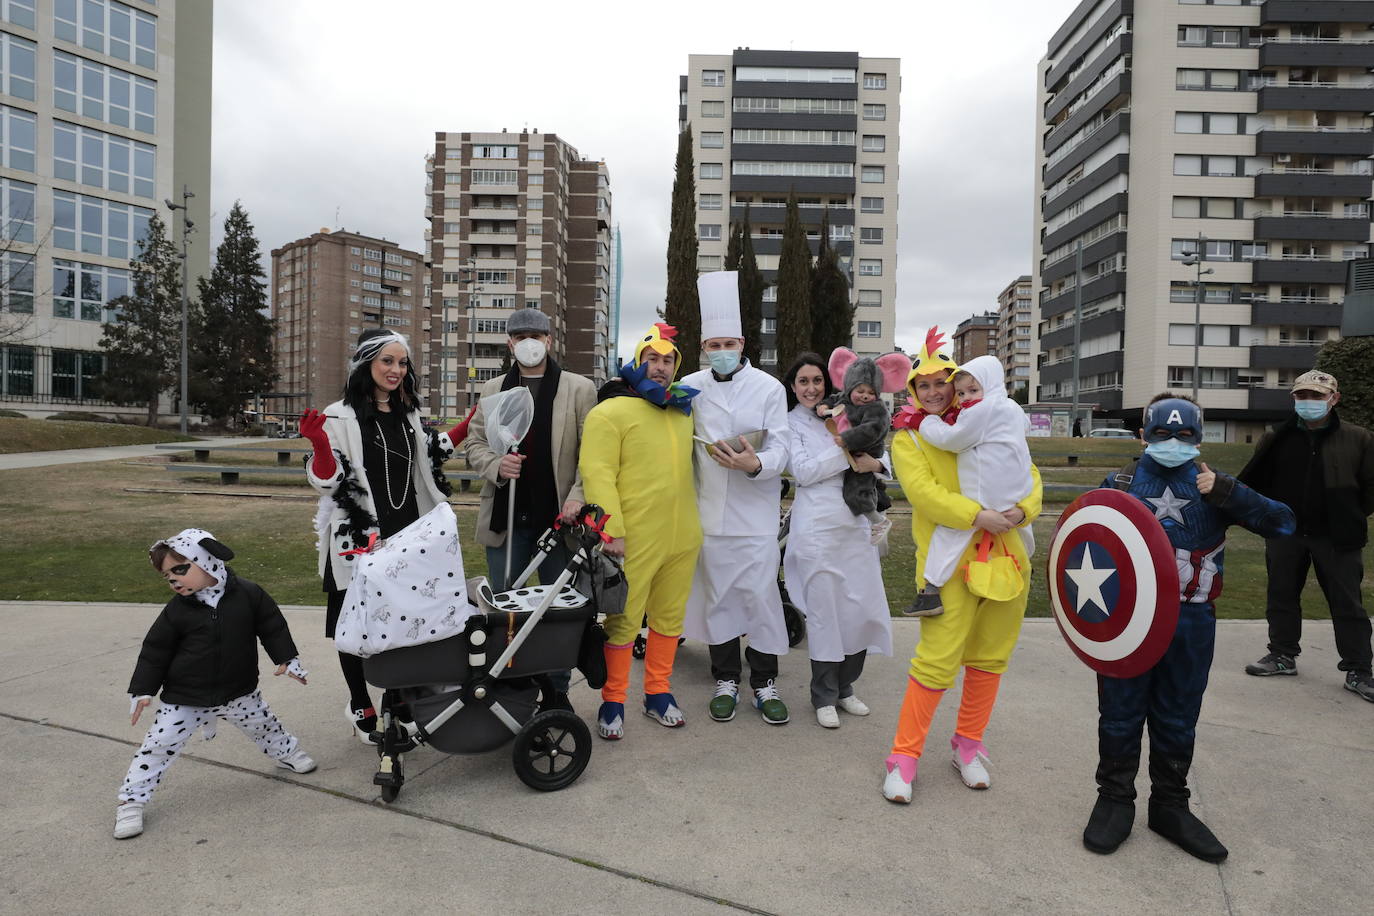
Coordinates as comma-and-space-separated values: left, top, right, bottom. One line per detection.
344, 329, 421, 416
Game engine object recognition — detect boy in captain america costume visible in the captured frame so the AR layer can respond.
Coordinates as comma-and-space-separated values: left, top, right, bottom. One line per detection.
1083, 394, 1295, 863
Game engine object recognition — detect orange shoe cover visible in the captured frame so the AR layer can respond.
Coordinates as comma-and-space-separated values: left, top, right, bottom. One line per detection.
890, 676, 944, 760
954, 666, 1002, 743
602, 642, 633, 704
643, 629, 679, 696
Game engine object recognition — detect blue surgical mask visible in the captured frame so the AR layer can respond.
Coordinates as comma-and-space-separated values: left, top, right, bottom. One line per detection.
707, 349, 742, 376
1145, 438, 1200, 468
1294, 399, 1330, 422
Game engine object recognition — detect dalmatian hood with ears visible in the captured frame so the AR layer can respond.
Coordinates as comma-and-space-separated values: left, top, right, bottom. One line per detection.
150, 528, 235, 609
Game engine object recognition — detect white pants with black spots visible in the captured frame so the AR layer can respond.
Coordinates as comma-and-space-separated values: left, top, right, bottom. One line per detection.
118, 689, 299, 804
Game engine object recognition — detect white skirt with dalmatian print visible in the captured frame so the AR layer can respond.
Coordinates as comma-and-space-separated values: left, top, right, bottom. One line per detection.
334, 502, 477, 657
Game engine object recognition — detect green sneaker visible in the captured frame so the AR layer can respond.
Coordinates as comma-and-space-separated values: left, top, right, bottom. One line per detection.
709, 680, 738, 722
753, 680, 790, 725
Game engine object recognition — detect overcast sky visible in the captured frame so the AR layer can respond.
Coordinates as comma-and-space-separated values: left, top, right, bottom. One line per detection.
210, 0, 1082, 357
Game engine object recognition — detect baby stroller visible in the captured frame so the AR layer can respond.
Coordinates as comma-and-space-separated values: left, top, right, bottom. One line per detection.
362, 505, 613, 802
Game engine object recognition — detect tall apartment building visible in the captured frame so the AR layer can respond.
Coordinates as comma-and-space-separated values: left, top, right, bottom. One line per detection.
269, 230, 427, 411
1035, 0, 1373, 442
681, 49, 900, 366
953, 311, 999, 365
425, 130, 613, 415
996, 275, 1034, 393
0, 0, 212, 416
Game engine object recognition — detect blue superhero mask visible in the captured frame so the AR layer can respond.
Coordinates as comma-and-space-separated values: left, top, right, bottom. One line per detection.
1142, 397, 1203, 445
1145, 439, 1200, 468
619, 360, 699, 415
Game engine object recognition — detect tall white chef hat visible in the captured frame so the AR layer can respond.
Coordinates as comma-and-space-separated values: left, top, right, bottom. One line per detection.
697, 271, 742, 341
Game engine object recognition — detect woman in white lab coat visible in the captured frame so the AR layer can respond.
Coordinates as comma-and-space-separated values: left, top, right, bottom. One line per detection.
782, 352, 893, 729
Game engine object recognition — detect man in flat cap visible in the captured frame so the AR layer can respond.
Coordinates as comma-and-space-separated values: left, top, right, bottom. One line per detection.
1239, 369, 1374, 702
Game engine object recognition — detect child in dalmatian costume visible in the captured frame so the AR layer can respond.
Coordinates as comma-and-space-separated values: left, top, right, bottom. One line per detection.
114, 529, 316, 840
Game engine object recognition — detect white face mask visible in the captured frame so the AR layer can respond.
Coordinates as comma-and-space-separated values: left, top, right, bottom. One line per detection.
513, 337, 547, 368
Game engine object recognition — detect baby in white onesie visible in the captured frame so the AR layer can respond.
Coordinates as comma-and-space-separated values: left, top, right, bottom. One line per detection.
911, 355, 1033, 614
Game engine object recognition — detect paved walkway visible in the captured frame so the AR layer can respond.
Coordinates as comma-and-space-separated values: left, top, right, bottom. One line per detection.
2, 602, 1369, 915
0, 436, 271, 470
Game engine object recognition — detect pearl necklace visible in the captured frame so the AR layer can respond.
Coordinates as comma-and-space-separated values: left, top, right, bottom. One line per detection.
374, 417, 413, 510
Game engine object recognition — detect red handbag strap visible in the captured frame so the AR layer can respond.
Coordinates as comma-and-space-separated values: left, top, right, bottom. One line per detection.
976, 531, 994, 562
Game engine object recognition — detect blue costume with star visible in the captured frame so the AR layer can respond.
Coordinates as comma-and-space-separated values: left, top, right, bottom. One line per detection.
1092, 405, 1294, 829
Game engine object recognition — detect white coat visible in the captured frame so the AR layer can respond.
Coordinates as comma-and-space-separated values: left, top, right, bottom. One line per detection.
783, 405, 892, 662
681, 362, 792, 651
306, 401, 456, 588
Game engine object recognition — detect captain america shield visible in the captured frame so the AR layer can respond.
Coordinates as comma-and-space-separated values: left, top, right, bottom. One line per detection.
1047, 489, 1180, 679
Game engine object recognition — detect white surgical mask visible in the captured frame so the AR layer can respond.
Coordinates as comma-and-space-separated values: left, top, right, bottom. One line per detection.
513, 338, 547, 368
707, 349, 742, 376
1294, 399, 1330, 422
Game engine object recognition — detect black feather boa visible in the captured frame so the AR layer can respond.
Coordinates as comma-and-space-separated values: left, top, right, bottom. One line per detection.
426, 427, 454, 497
331, 451, 378, 547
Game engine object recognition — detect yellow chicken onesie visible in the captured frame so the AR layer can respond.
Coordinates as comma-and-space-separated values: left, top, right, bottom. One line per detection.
579, 323, 702, 739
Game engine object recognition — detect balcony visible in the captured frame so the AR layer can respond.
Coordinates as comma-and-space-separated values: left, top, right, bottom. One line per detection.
1257, 84, 1374, 112
1039, 308, 1125, 351
1253, 169, 1372, 198
1044, 73, 1131, 157
1253, 214, 1371, 241
730, 204, 854, 227
1037, 351, 1123, 386
1260, 1, 1374, 25
1040, 271, 1127, 319
1259, 38, 1374, 69
1250, 298, 1344, 326
1249, 343, 1322, 369
1255, 127, 1374, 157
1251, 258, 1351, 284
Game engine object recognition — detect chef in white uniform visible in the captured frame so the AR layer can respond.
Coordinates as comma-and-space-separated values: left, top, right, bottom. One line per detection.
682, 271, 794, 726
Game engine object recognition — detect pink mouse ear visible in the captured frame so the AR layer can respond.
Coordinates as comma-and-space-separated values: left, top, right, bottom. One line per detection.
827, 347, 858, 388
875, 353, 913, 393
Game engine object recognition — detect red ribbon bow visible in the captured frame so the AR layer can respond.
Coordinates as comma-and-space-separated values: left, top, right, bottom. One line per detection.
337, 531, 379, 557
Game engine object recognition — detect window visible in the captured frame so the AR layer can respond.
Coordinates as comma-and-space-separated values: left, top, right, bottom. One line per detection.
1175, 112, 1204, 134
528, 149, 544, 160
702, 69, 725, 87
528, 174, 543, 185
700, 162, 723, 180
1178, 26, 1207, 46
857, 289, 881, 307
860, 196, 884, 213
1, 0, 35, 29
1213, 28, 1240, 47
525, 273, 541, 285
474, 319, 507, 334
733, 97, 857, 115
1173, 155, 1202, 176
527, 197, 543, 210
1169, 324, 1196, 346
760, 348, 778, 366
349, 246, 362, 255
857, 321, 882, 337
1204, 197, 1235, 218
1, 345, 34, 395
862, 134, 886, 152
0, 105, 35, 171
1242, 241, 1268, 260
53, 51, 156, 133
860, 227, 883, 244
734, 66, 856, 83
362, 264, 381, 276
701, 100, 724, 118
54, 0, 157, 70
701, 132, 724, 148
1172, 197, 1201, 218
762, 285, 777, 302
863, 72, 887, 90
1206, 156, 1236, 177
697, 255, 722, 271
1, 251, 34, 313
471, 169, 518, 185
700, 193, 722, 210
732, 161, 854, 178
53, 121, 155, 198
699, 224, 721, 240
51, 190, 151, 258
863, 103, 886, 121
861, 166, 885, 183
1210, 70, 1239, 91
1210, 113, 1238, 134
1177, 69, 1206, 90
858, 259, 882, 276
363, 248, 383, 260
0, 32, 36, 100
52, 258, 129, 321
472, 145, 518, 159
732, 128, 855, 145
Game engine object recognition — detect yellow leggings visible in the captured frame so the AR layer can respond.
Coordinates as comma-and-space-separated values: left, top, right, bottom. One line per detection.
603, 542, 701, 645
907, 562, 1029, 689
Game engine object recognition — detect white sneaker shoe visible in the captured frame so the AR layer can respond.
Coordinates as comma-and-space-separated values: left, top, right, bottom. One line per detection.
882, 760, 914, 804
815, 705, 840, 728
276, 748, 317, 774
951, 743, 991, 790
114, 803, 144, 839
837, 694, 870, 716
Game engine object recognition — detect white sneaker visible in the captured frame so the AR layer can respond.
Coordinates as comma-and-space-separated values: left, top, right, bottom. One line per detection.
952, 744, 991, 790
276, 748, 317, 774
882, 765, 913, 804
114, 802, 144, 839
837, 694, 870, 716
815, 705, 840, 728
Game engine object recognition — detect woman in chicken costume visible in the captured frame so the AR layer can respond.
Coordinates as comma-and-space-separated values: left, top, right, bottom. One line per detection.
881, 328, 1043, 802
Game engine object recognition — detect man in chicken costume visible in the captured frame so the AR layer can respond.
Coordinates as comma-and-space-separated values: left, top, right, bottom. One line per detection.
579, 322, 702, 739
682, 271, 794, 725
883, 328, 1043, 802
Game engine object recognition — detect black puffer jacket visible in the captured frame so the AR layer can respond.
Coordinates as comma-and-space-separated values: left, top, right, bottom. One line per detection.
128, 573, 298, 707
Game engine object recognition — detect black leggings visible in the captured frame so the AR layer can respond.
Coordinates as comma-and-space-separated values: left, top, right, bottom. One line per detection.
326, 583, 374, 712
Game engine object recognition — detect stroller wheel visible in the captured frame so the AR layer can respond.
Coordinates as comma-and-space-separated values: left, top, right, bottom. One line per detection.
783, 602, 806, 648
380, 782, 400, 804
632, 633, 647, 660
513, 709, 592, 792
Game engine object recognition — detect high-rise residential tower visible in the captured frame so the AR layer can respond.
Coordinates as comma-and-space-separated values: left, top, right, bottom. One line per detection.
269, 230, 426, 412
1034, 0, 1373, 442
425, 130, 612, 415
681, 49, 900, 366
0, 0, 212, 416
996, 275, 1034, 394
953, 311, 999, 365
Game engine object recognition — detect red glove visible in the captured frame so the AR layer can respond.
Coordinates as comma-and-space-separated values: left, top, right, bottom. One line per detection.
892, 405, 928, 431
445, 405, 478, 446
941, 406, 961, 425
300, 408, 337, 479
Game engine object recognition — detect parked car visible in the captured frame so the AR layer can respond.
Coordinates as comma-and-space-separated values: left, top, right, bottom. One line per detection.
1087, 428, 1136, 439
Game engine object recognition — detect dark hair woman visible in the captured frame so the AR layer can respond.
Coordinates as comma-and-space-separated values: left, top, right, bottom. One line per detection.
298, 329, 469, 742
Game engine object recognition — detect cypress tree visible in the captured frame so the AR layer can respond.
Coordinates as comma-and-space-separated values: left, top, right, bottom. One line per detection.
664, 125, 701, 362
1316, 336, 1374, 429
809, 209, 854, 358
773, 191, 813, 370
726, 214, 741, 272
737, 204, 765, 369
190, 201, 276, 424
97, 213, 182, 425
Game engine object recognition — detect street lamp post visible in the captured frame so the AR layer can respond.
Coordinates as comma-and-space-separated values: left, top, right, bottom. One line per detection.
462, 258, 480, 414
164, 185, 194, 435
1180, 232, 1214, 402
1070, 241, 1083, 435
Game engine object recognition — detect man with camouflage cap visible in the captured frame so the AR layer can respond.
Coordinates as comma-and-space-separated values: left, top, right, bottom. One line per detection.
1239, 369, 1374, 703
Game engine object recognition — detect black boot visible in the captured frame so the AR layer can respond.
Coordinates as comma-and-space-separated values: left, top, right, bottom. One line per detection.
1147, 752, 1228, 863
1083, 754, 1139, 854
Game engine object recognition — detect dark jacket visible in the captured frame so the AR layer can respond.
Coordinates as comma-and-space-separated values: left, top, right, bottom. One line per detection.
1239, 411, 1374, 551
128, 573, 298, 707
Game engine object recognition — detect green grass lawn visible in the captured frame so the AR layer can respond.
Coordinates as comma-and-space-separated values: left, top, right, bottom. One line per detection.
1, 455, 1368, 620
0, 417, 196, 454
